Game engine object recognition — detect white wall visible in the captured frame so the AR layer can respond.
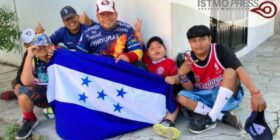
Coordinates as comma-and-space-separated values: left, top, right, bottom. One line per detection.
0, 0, 172, 65
171, 3, 210, 59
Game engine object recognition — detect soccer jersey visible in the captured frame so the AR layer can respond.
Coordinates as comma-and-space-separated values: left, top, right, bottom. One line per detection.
76, 20, 142, 62
50, 24, 89, 50
144, 57, 177, 78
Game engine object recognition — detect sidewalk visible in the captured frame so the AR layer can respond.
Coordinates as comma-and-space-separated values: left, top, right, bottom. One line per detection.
0, 34, 280, 140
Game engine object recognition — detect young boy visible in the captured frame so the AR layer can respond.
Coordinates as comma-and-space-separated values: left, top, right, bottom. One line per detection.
15, 33, 54, 140
143, 36, 181, 139
0, 28, 35, 100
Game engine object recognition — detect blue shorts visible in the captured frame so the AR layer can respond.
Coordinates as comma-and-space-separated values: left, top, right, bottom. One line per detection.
178, 86, 244, 111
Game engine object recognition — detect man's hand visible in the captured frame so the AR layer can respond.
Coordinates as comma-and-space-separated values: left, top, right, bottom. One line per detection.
115, 54, 129, 63
251, 93, 267, 112
79, 12, 93, 26
35, 22, 45, 34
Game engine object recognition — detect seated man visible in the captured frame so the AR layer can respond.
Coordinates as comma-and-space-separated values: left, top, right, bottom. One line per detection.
177, 25, 266, 134
76, 0, 142, 63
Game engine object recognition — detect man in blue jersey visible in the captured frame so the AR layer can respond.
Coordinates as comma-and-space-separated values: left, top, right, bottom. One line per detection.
76, 0, 143, 63
37, 6, 95, 50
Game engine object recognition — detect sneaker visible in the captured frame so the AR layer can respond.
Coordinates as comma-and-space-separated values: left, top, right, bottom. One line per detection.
153, 119, 181, 139
43, 107, 55, 119
222, 111, 242, 130
0, 90, 17, 100
188, 115, 216, 134
15, 119, 39, 140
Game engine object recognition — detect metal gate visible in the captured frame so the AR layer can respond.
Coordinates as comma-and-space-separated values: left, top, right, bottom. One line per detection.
210, 9, 248, 52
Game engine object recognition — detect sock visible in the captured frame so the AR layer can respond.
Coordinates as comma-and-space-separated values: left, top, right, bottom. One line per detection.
194, 101, 224, 120
23, 112, 37, 121
209, 87, 233, 122
194, 101, 211, 115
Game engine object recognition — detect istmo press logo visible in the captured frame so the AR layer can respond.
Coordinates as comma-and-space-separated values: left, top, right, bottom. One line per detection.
197, 0, 277, 19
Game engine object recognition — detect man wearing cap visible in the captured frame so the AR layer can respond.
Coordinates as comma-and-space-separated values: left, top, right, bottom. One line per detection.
0, 29, 35, 100
177, 25, 266, 134
37, 6, 95, 50
15, 34, 54, 139
76, 0, 142, 63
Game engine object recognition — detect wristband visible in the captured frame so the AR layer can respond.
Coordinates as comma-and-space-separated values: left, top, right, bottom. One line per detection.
250, 90, 261, 96
179, 75, 189, 83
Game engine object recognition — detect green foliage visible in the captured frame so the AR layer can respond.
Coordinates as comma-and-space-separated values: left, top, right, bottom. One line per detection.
3, 123, 19, 140
0, 6, 21, 52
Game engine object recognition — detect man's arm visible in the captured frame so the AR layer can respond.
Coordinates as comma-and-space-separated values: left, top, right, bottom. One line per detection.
236, 66, 266, 112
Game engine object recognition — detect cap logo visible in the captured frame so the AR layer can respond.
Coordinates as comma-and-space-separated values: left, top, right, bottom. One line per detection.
64, 9, 68, 14
26, 31, 31, 36
101, 0, 110, 5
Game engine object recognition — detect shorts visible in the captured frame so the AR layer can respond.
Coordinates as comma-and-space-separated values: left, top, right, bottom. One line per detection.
178, 86, 244, 111
18, 85, 49, 108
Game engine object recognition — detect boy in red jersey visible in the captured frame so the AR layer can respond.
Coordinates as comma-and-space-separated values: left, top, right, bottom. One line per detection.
177, 25, 266, 134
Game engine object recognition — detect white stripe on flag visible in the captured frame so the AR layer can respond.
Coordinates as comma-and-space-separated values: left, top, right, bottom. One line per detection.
47, 64, 167, 124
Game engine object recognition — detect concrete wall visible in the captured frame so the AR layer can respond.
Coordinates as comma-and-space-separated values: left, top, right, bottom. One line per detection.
0, 0, 172, 66
171, 3, 210, 59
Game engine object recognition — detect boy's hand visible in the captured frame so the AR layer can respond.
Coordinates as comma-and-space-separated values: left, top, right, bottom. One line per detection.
251, 93, 267, 112
27, 45, 39, 58
165, 76, 176, 85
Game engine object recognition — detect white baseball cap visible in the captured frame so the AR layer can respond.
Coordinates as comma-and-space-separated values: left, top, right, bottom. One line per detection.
96, 0, 115, 14
20, 28, 35, 44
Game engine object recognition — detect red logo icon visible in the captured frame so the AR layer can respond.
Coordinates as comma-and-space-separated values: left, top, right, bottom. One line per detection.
101, 0, 110, 5
250, 1, 277, 19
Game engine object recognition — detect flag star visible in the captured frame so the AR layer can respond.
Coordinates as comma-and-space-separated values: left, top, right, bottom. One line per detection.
117, 88, 127, 98
81, 76, 91, 87
113, 103, 123, 113
97, 90, 107, 100
79, 92, 88, 103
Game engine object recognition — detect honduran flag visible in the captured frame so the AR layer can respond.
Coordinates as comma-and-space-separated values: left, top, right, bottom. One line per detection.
47, 49, 176, 140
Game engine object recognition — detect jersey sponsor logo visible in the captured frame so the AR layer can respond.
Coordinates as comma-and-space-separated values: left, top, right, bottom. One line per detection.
194, 75, 223, 90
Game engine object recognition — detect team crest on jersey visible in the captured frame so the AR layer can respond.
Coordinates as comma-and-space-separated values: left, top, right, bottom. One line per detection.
214, 63, 220, 71
156, 67, 165, 76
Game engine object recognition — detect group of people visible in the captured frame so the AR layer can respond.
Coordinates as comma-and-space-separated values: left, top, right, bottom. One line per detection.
0, 0, 266, 139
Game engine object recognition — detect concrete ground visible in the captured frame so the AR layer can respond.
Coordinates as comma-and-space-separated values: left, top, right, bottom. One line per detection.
1, 34, 280, 140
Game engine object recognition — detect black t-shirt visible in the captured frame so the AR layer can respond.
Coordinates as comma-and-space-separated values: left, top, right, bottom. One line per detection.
187, 44, 242, 83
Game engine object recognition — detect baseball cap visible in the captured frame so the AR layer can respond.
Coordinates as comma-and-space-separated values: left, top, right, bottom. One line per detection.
60, 6, 77, 21
20, 28, 35, 44
186, 25, 211, 39
96, 0, 115, 14
244, 111, 273, 140
146, 36, 165, 49
32, 34, 52, 47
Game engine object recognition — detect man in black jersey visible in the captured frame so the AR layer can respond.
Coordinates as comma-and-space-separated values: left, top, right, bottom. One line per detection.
177, 25, 266, 134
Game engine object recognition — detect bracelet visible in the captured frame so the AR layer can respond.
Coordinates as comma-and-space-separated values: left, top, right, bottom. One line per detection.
179, 75, 189, 83
250, 90, 261, 96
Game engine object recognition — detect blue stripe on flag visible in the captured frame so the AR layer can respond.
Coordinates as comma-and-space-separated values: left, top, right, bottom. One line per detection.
50, 101, 151, 140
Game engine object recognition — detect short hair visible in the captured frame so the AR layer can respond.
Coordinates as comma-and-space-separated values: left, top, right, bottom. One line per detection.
186, 25, 211, 39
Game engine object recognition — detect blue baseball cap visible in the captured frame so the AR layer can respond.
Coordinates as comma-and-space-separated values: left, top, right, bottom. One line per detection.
244, 111, 272, 140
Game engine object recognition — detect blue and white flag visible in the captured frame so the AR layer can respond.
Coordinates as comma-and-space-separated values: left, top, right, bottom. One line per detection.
47, 49, 176, 140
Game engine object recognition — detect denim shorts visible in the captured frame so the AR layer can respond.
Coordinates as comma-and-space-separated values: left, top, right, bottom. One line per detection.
178, 86, 244, 111
18, 85, 48, 108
